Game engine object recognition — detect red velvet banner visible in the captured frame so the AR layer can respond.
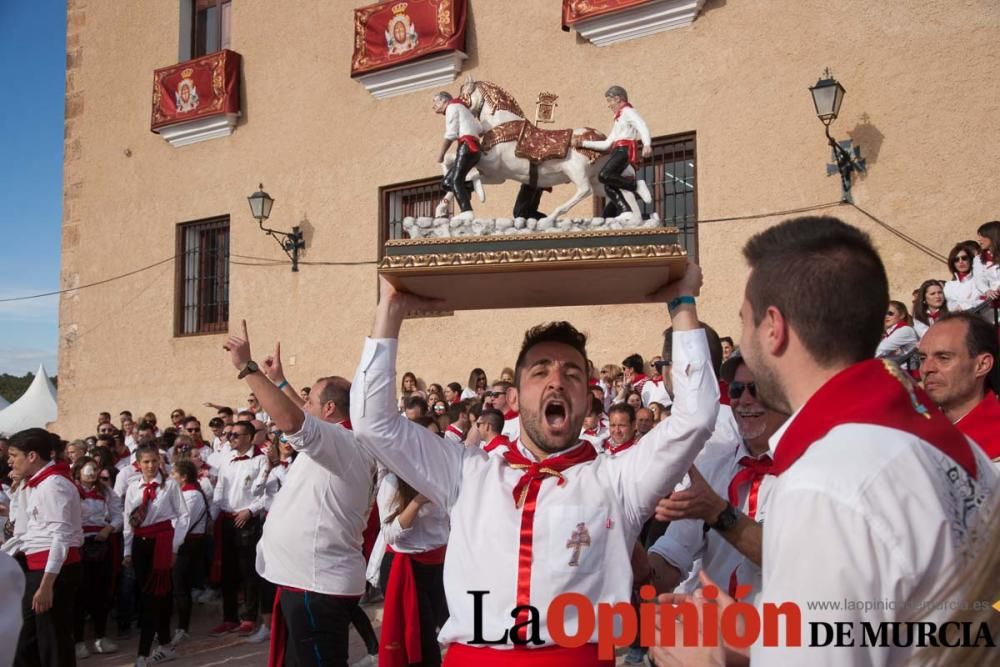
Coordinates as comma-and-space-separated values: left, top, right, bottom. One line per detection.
562, 0, 653, 28
351, 0, 466, 77
151, 49, 241, 131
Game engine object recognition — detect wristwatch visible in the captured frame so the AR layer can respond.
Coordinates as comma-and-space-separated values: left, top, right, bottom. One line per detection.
708, 503, 739, 532
238, 360, 260, 380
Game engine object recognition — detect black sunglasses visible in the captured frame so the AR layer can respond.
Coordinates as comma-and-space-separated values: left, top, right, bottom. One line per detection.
728, 381, 758, 401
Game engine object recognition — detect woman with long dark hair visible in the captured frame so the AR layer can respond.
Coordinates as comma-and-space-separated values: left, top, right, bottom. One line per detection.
398, 371, 426, 412
72, 456, 122, 659
913, 279, 948, 338
944, 241, 985, 311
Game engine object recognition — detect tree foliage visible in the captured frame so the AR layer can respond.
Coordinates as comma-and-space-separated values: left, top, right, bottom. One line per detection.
0, 372, 58, 405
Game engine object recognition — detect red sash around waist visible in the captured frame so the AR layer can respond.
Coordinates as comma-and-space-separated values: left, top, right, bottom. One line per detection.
25, 546, 81, 572
381, 545, 447, 667
457, 135, 480, 153
83, 525, 107, 534
210, 512, 235, 585
134, 520, 174, 596
612, 139, 639, 167
444, 643, 613, 666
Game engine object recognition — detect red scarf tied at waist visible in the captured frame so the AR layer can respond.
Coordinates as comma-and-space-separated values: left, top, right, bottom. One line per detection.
210, 512, 235, 584
772, 359, 978, 479
134, 520, 174, 595
380, 545, 447, 667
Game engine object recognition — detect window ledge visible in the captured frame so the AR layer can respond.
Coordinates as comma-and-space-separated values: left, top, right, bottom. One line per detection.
571, 0, 706, 47
356, 51, 467, 100
156, 113, 240, 147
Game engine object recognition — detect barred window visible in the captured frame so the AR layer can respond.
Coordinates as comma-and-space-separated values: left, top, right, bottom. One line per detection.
378, 177, 451, 253
595, 132, 698, 258
176, 216, 229, 336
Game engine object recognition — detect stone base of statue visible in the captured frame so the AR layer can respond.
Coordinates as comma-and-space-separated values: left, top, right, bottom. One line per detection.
378, 227, 686, 311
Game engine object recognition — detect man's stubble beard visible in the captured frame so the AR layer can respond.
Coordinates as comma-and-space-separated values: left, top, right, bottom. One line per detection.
742, 336, 793, 415
519, 405, 584, 456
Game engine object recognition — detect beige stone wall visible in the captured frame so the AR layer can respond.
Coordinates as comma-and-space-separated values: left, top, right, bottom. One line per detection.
55, 0, 1000, 435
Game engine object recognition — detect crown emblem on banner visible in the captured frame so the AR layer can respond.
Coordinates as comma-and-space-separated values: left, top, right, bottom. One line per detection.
392, 2, 408, 14
181, 68, 194, 79
537, 92, 559, 105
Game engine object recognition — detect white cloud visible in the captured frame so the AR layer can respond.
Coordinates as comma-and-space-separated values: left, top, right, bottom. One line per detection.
0, 289, 58, 322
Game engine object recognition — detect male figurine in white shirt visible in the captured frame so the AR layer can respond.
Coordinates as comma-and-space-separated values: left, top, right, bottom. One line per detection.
576, 85, 652, 220
9, 428, 84, 667
351, 265, 716, 666
434, 91, 483, 221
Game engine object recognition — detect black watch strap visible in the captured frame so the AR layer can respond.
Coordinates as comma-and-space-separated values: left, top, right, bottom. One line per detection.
708, 503, 739, 532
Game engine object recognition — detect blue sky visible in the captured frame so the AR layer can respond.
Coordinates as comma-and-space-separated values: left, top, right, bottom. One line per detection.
0, 2, 65, 377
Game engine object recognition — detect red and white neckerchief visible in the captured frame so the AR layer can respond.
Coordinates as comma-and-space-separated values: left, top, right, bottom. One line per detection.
502, 409, 519, 421
630, 373, 649, 392
231, 452, 253, 462
614, 101, 634, 121
500, 441, 598, 642
927, 309, 942, 323
25, 461, 73, 489
78, 484, 106, 501
141, 480, 160, 505
445, 424, 464, 439
180, 483, 200, 492
955, 271, 972, 282
882, 321, 906, 339
772, 359, 977, 479
726, 453, 773, 595
606, 437, 637, 456
482, 435, 511, 453
278, 460, 290, 468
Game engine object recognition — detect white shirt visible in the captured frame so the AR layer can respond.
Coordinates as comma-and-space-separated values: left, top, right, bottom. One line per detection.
641, 378, 672, 408
649, 436, 771, 601
122, 476, 190, 557
211, 450, 268, 518
443, 425, 465, 444
256, 414, 376, 596
581, 105, 652, 151
18, 463, 84, 574
502, 414, 521, 442
875, 324, 919, 359
350, 331, 718, 648
79, 485, 124, 533
252, 461, 290, 512
943, 273, 984, 311
180, 485, 210, 536
973, 253, 1000, 293
443, 101, 483, 141
114, 462, 141, 498
752, 415, 998, 667
377, 471, 450, 553
0, 552, 24, 667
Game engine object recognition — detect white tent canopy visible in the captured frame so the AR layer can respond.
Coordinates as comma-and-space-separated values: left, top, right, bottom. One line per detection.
0, 364, 57, 435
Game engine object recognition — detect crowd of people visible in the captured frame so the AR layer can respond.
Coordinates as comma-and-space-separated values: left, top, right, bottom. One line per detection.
1, 215, 998, 667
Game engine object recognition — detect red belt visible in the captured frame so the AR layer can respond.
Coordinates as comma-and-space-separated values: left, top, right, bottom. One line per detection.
25, 546, 81, 572
134, 520, 174, 595
612, 139, 639, 167
457, 135, 480, 153
83, 525, 106, 534
444, 644, 613, 666
381, 545, 447, 667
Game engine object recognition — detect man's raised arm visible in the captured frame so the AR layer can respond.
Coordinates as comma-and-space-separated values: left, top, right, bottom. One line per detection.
611, 262, 719, 524
350, 280, 464, 510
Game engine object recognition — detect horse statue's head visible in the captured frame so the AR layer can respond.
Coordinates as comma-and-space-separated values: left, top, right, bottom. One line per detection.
459, 74, 485, 118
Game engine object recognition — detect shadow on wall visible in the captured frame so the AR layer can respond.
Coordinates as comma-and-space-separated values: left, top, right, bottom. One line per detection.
701, 0, 728, 18
848, 113, 885, 180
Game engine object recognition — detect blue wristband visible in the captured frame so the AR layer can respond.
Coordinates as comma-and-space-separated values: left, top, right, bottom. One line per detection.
668, 296, 696, 312
276, 380, 289, 390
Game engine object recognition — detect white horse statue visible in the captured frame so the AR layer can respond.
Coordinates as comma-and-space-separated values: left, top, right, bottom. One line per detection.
436, 76, 648, 224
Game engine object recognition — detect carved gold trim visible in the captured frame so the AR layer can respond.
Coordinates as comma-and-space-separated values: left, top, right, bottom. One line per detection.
379, 243, 685, 272
383, 227, 681, 248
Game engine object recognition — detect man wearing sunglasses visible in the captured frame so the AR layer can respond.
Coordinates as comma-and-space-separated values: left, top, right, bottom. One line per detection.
488, 381, 520, 441
647, 351, 786, 601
